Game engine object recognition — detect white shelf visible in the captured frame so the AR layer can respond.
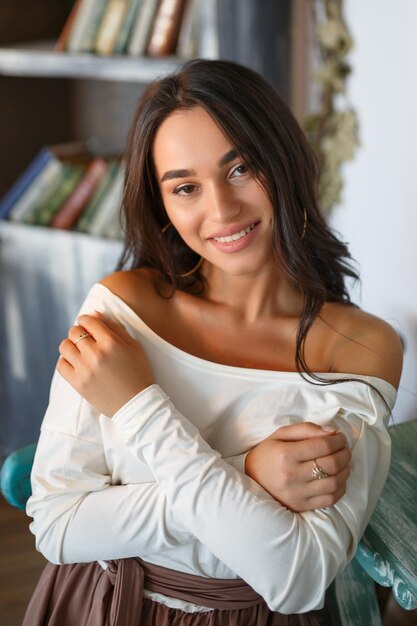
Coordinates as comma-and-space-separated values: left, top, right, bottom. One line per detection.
0, 41, 183, 82
0, 218, 124, 244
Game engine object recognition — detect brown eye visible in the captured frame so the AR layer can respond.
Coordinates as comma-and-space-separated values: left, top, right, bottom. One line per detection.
173, 184, 196, 196
230, 163, 248, 178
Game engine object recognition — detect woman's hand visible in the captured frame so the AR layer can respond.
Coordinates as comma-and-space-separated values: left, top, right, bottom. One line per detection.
57, 311, 154, 417
245, 423, 351, 512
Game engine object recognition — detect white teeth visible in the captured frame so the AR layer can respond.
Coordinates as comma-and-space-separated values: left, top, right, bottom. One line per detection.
213, 223, 256, 243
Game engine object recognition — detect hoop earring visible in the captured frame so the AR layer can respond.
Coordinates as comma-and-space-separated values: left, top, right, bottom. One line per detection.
301, 208, 307, 240
161, 222, 204, 278
179, 257, 204, 278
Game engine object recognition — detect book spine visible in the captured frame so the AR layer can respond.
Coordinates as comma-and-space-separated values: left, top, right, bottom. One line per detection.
75, 160, 119, 232
51, 158, 108, 229
95, 0, 130, 56
28, 166, 86, 227
113, 0, 142, 54
147, 0, 188, 57
77, 0, 110, 52
0, 148, 52, 220
66, 0, 105, 53
87, 163, 125, 236
8, 159, 64, 222
55, 0, 85, 52
21, 166, 71, 225
176, 0, 198, 59
127, 0, 160, 56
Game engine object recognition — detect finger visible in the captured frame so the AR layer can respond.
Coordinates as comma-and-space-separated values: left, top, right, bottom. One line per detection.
58, 337, 82, 366
303, 484, 348, 511
56, 355, 75, 381
77, 313, 130, 342
277, 464, 350, 511
307, 465, 350, 496
95, 313, 134, 343
267, 422, 337, 442
295, 432, 348, 463
68, 325, 96, 347
320, 446, 351, 476
93, 311, 134, 342
301, 446, 351, 481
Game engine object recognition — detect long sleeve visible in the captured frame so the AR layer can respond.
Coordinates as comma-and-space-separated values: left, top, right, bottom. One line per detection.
26, 367, 196, 564
111, 383, 392, 613
27, 369, 247, 565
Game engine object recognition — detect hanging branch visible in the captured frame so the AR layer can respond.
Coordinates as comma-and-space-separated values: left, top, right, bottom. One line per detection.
304, 0, 359, 215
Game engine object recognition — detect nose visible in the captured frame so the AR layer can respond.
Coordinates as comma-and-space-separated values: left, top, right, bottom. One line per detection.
206, 181, 241, 223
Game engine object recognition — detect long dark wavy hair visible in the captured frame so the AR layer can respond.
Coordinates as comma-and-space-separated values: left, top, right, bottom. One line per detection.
116, 58, 360, 385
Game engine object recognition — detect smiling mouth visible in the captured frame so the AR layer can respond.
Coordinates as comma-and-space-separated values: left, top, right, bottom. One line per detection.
211, 222, 258, 244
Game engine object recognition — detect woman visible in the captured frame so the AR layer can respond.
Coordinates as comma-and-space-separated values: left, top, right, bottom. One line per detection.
24, 59, 402, 626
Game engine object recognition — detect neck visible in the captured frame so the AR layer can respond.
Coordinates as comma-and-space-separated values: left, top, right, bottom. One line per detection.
201, 261, 304, 325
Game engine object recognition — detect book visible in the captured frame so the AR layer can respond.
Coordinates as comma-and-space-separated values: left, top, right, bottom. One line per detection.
24, 165, 85, 226
55, 0, 85, 52
113, 0, 142, 54
65, 0, 102, 53
176, 0, 198, 59
51, 158, 108, 229
147, 0, 188, 57
127, 0, 160, 56
20, 165, 72, 225
0, 148, 54, 220
37, 165, 86, 226
77, 0, 110, 53
74, 159, 119, 232
95, 0, 131, 55
8, 158, 65, 222
6, 139, 98, 222
87, 162, 124, 237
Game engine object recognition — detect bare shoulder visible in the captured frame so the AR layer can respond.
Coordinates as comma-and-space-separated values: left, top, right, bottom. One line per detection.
320, 303, 403, 389
99, 268, 164, 319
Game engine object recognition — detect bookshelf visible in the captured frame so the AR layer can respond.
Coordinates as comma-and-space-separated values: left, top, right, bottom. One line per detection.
0, 0, 218, 195
0, 40, 182, 82
0, 0, 219, 461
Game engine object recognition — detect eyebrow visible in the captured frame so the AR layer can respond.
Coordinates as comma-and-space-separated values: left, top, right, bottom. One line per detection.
160, 149, 238, 183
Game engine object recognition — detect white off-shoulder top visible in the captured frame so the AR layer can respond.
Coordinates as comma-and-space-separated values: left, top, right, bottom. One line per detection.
26, 283, 396, 614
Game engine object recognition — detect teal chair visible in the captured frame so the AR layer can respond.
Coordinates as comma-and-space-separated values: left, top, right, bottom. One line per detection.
2, 425, 417, 626
1, 442, 37, 510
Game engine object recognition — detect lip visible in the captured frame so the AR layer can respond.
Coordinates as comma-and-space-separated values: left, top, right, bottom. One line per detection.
208, 221, 260, 254
207, 220, 260, 239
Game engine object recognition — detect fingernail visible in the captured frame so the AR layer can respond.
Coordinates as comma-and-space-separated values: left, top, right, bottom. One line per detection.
322, 425, 337, 432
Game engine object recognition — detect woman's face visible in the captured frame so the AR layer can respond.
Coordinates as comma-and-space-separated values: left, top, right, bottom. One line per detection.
152, 106, 276, 278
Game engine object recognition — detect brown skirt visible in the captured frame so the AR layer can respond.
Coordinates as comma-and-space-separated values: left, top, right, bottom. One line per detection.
22, 558, 333, 626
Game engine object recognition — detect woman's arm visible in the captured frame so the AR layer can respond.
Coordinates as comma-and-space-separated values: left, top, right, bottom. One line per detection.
108, 381, 392, 614
55, 311, 396, 613
26, 368, 195, 564
27, 368, 340, 565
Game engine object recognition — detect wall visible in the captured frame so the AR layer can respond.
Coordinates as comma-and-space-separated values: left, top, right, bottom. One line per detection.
330, 0, 417, 422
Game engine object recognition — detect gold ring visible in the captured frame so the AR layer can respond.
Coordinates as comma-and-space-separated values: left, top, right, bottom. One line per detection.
74, 332, 91, 345
312, 459, 329, 480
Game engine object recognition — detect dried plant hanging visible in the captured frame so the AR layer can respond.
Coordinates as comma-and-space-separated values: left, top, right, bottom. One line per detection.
304, 0, 360, 215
